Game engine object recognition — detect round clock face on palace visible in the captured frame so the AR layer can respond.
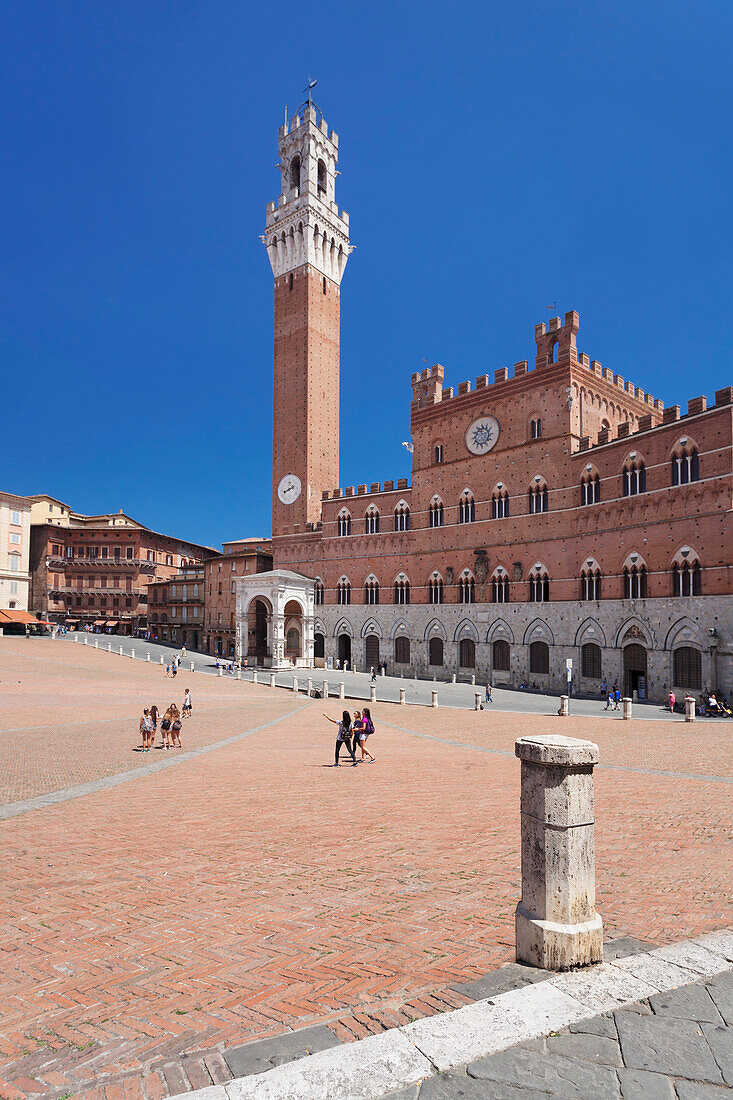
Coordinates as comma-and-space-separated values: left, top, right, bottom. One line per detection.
465, 416, 500, 455
277, 474, 302, 504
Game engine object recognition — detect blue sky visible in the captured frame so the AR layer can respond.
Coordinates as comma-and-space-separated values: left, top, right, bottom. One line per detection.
2, 0, 731, 548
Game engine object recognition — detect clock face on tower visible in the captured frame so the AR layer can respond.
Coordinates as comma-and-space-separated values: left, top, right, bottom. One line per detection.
277, 473, 302, 504
465, 416, 500, 455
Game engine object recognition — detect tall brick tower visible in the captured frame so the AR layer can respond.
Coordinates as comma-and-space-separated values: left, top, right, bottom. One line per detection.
264, 100, 351, 539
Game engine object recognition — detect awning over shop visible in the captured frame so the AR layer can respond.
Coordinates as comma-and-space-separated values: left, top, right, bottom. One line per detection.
0, 610, 48, 626
94, 619, 106, 626
65, 618, 80, 624
106, 620, 118, 627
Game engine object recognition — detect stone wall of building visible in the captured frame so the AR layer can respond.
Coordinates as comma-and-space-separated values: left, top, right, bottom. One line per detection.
312, 596, 732, 702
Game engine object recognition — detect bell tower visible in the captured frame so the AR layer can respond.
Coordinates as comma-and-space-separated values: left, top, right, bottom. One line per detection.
264, 99, 351, 540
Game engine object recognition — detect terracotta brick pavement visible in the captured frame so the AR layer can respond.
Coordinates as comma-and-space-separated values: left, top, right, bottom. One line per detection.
0, 639, 731, 1098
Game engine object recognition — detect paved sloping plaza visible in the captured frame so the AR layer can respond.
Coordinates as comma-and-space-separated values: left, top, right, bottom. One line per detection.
0, 637, 731, 1098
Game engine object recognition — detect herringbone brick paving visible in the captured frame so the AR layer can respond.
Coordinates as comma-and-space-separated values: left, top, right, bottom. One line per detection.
0, 638, 731, 1098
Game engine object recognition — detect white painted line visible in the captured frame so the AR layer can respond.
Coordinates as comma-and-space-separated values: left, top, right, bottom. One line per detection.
184, 927, 733, 1100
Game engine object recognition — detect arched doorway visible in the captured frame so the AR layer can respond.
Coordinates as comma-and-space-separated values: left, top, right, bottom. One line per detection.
284, 599, 303, 661
338, 633, 351, 668
314, 632, 325, 659
247, 598, 271, 663
365, 634, 380, 669
624, 643, 648, 699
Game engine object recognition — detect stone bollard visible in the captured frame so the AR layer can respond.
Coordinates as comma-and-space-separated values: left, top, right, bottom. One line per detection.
270, 672, 276, 688
322, 680, 329, 699
622, 697, 632, 721
685, 697, 696, 722
253, 670, 258, 684
94, 638, 98, 649
218, 666, 223, 677
515, 734, 603, 971
399, 687, 406, 705
369, 683, 377, 704
160, 655, 164, 665
432, 690, 438, 708
339, 681, 345, 700
119, 645, 124, 655
190, 661, 195, 672
558, 695, 569, 717
470, 674, 476, 686
73, 635, 77, 643
131, 648, 135, 659
237, 669, 242, 680
292, 675, 298, 693
474, 691, 481, 710
146, 653, 150, 662
380, 667, 385, 677
307, 677, 313, 697
83, 636, 88, 645
107, 642, 111, 653
451, 673, 456, 683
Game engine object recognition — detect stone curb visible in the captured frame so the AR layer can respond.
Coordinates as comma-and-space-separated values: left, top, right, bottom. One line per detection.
182, 928, 733, 1099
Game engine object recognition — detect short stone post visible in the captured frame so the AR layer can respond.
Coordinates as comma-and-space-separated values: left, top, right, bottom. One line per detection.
190, 661, 195, 672
622, 697, 632, 720
217, 666, 223, 677
370, 683, 377, 703
399, 687, 406, 705
237, 669, 242, 680
270, 672, 276, 687
94, 638, 98, 649
83, 636, 88, 645
253, 670, 258, 684
431, 690, 438, 708
119, 645, 124, 655
685, 697, 696, 722
515, 734, 603, 970
73, 635, 77, 643
107, 642, 111, 653
558, 695, 569, 717
146, 652, 150, 662
160, 655, 164, 665
470, 674, 476, 686
322, 680, 328, 699
130, 648, 135, 659
307, 677, 313, 697
451, 673, 456, 683
292, 675, 298, 693
339, 681, 345, 700
474, 691, 481, 710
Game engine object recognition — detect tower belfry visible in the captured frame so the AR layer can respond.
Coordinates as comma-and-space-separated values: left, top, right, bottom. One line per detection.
264, 100, 351, 539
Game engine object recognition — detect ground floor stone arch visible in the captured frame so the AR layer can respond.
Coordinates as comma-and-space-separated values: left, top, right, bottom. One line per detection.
235, 570, 315, 669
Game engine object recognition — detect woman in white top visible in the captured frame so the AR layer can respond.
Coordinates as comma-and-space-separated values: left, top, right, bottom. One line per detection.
323, 710, 356, 766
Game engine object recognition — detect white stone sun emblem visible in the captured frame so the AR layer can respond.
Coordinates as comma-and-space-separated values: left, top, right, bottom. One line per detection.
466, 416, 500, 455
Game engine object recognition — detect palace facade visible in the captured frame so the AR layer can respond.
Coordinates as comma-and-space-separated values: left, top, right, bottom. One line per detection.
238, 101, 733, 701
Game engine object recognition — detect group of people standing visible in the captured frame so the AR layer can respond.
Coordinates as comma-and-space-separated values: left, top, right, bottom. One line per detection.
138, 689, 192, 752
324, 708, 376, 766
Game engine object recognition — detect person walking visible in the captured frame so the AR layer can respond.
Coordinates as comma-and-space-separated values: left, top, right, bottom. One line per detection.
604, 689, 613, 710
359, 707, 376, 762
324, 710, 356, 766
613, 686, 622, 710
170, 704, 182, 747
160, 708, 172, 749
149, 703, 159, 748
182, 688, 192, 718
171, 660, 178, 678
600, 677, 607, 698
139, 708, 153, 753
370, 667, 376, 683
485, 683, 493, 703
165, 662, 171, 678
